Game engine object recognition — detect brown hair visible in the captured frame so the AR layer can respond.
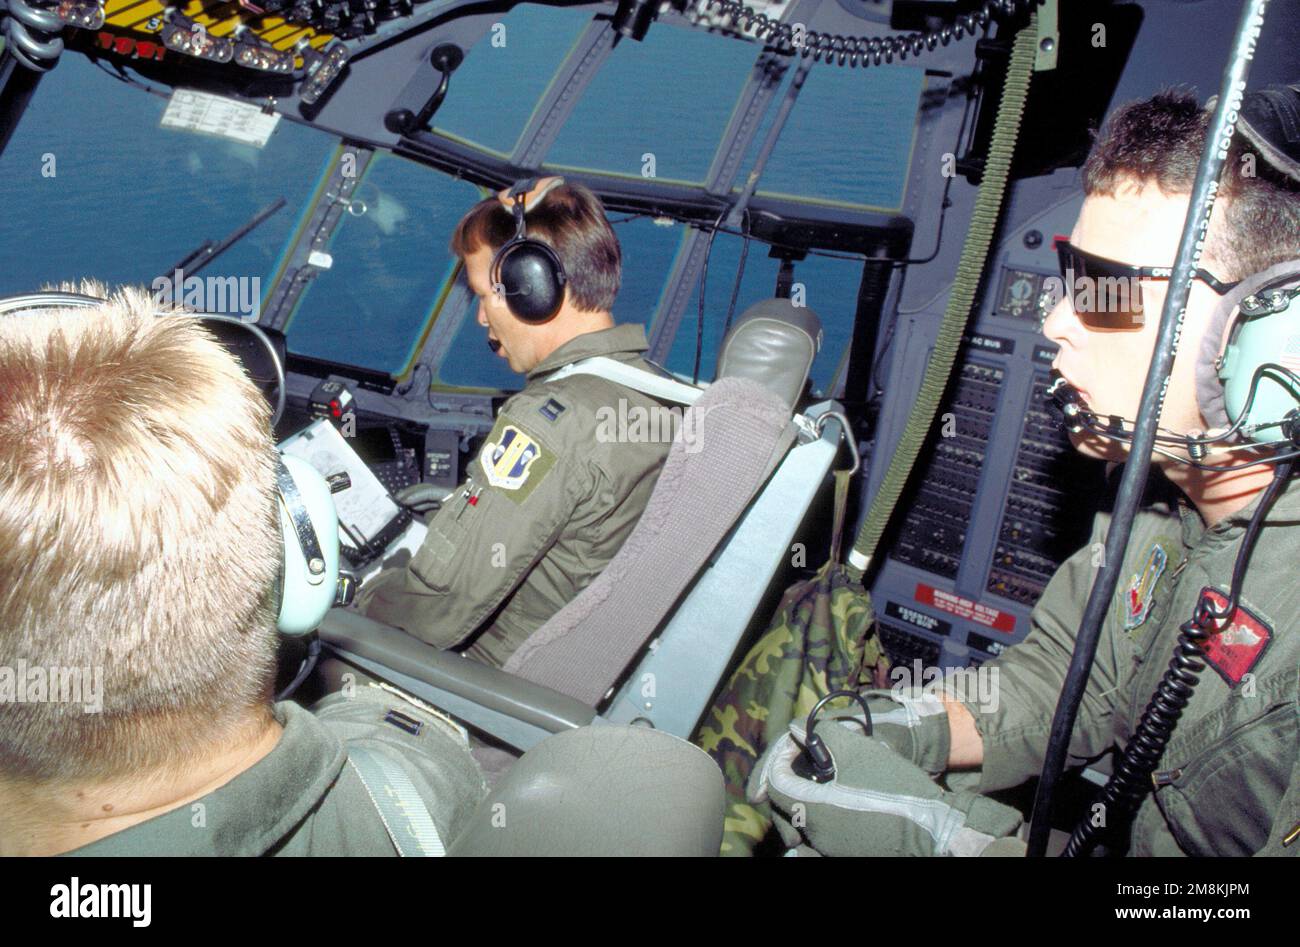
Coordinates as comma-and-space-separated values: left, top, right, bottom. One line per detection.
450, 181, 622, 312
1083, 88, 1300, 281
0, 282, 281, 783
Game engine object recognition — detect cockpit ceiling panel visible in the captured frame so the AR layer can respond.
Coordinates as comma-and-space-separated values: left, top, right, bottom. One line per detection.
100, 0, 336, 68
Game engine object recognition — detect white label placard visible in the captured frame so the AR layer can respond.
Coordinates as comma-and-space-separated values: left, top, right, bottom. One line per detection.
279, 419, 402, 551
161, 88, 281, 148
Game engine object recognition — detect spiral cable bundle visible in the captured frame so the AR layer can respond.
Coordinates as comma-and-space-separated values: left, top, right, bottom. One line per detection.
1061, 598, 1217, 857
1, 0, 66, 72
701, 0, 1042, 67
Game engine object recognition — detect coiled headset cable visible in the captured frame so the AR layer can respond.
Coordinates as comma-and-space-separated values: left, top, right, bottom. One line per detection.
701, 0, 1043, 68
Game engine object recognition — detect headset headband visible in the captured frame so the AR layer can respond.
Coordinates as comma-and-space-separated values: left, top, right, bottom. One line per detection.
498, 176, 566, 213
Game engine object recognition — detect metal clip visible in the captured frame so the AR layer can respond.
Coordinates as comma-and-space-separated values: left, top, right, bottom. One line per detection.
1151, 768, 1183, 788
1240, 288, 1297, 317
815, 410, 859, 476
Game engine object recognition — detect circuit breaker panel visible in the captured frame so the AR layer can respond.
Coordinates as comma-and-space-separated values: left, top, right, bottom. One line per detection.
864, 185, 1106, 672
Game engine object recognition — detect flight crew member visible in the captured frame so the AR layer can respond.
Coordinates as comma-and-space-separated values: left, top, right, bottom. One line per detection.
356, 178, 673, 668
0, 283, 486, 855
753, 90, 1300, 856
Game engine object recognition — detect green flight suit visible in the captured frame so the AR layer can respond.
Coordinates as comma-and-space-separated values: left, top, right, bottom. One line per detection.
64, 684, 487, 856
356, 324, 673, 668
961, 472, 1300, 856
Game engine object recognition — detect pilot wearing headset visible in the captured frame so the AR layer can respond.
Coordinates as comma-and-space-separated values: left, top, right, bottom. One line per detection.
0, 283, 486, 855
751, 89, 1300, 857
355, 177, 674, 668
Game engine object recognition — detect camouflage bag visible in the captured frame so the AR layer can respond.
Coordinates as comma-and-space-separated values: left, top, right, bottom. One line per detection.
695, 467, 889, 856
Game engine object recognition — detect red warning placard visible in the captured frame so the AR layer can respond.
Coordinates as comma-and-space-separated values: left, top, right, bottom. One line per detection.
915, 583, 1016, 634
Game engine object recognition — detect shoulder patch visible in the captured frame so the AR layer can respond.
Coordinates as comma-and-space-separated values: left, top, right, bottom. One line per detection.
1200, 588, 1273, 688
482, 424, 541, 490
539, 398, 567, 423
1123, 543, 1169, 631
478, 417, 556, 503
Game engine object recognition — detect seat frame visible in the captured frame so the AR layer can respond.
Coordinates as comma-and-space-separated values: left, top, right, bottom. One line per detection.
318, 400, 846, 752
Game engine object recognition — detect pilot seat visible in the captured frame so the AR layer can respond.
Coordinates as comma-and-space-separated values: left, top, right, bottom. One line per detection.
316, 298, 852, 777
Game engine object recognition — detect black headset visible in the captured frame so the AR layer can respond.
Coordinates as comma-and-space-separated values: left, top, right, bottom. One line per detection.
490, 177, 568, 324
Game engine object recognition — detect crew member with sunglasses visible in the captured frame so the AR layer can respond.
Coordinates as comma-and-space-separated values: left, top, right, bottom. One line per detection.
751, 89, 1300, 857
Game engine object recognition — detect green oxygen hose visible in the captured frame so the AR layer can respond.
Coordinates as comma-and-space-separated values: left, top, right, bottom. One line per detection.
847, 11, 1039, 583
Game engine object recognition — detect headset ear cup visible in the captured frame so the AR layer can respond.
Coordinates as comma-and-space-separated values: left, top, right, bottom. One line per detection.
1220, 300, 1300, 440
275, 454, 340, 636
496, 240, 566, 323
489, 237, 518, 301
1199, 260, 1300, 438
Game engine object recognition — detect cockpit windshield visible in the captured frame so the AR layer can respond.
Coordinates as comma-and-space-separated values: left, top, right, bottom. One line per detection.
0, 55, 333, 305
0, 5, 927, 394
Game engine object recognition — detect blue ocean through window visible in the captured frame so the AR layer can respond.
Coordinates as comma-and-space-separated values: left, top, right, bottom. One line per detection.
282, 155, 482, 373
430, 4, 596, 158
0, 55, 334, 298
754, 63, 924, 211
544, 21, 760, 184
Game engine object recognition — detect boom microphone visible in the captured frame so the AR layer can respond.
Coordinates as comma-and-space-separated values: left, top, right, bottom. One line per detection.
1046, 372, 1300, 471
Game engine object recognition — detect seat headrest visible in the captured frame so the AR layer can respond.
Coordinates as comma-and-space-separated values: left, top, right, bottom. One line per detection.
715, 298, 822, 410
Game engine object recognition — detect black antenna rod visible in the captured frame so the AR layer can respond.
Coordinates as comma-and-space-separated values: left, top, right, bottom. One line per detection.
158, 196, 288, 285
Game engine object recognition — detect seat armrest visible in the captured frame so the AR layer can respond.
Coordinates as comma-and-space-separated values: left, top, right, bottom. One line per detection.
317, 609, 597, 735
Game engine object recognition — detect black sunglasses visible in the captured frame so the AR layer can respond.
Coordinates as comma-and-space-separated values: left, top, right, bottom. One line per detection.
1055, 240, 1240, 329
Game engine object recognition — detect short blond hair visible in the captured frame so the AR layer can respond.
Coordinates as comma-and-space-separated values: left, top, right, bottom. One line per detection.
0, 282, 282, 782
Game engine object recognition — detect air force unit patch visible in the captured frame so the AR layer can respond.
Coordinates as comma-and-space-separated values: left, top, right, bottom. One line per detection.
482, 425, 541, 490
1124, 543, 1169, 631
478, 417, 556, 503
